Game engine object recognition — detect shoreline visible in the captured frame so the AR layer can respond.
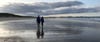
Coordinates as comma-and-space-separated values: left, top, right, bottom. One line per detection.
0, 17, 33, 22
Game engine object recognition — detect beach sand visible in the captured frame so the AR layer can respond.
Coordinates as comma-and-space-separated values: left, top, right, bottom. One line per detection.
0, 36, 26, 42
0, 17, 32, 42
0, 18, 100, 42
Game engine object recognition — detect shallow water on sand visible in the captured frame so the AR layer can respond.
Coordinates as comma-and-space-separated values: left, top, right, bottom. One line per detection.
0, 18, 100, 42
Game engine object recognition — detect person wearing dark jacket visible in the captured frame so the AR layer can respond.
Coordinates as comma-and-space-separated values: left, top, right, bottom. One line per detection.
40, 16, 44, 38
41, 16, 44, 26
36, 15, 41, 39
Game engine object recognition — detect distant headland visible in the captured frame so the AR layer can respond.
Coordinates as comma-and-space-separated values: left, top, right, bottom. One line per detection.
0, 13, 33, 18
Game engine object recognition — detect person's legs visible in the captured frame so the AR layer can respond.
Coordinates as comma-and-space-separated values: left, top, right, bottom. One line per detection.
41, 23, 43, 29
36, 23, 40, 39
41, 23, 44, 38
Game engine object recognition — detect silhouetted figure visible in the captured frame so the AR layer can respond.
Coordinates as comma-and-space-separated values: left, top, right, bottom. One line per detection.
40, 16, 44, 38
36, 15, 41, 39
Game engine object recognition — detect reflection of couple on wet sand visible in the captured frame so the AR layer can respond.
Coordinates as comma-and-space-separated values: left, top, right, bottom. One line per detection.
36, 15, 44, 39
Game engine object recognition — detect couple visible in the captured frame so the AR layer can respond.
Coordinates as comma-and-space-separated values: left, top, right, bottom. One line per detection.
36, 15, 44, 39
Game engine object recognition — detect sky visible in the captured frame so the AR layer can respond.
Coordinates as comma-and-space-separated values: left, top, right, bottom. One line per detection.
0, 0, 100, 16
77, 0, 100, 7
0, 0, 100, 7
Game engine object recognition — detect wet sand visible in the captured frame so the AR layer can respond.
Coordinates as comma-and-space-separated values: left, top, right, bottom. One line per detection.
0, 36, 25, 42
0, 18, 100, 42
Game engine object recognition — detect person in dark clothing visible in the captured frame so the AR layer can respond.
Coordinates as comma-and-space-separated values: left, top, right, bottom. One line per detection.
36, 15, 41, 25
36, 15, 41, 39
40, 16, 44, 38
41, 16, 44, 26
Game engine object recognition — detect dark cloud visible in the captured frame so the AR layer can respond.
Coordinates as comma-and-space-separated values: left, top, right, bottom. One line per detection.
50, 1, 83, 8
0, 1, 99, 16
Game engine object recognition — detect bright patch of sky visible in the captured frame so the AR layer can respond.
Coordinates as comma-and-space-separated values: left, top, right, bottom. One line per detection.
77, 0, 100, 7
0, 0, 34, 7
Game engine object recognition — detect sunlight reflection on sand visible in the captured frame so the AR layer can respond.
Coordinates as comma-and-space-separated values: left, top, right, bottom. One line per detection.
0, 36, 26, 42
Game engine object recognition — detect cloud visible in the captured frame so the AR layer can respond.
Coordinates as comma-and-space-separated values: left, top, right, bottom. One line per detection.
44, 7, 100, 15
0, 1, 99, 16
